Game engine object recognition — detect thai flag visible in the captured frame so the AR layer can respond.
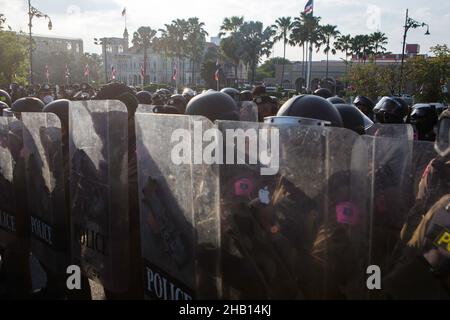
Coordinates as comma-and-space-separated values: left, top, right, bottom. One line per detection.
122, 8, 126, 17
304, 0, 314, 15
172, 63, 177, 81
45, 65, 50, 82
84, 64, 90, 78
65, 65, 71, 79
140, 64, 145, 79
214, 60, 220, 81
111, 66, 116, 80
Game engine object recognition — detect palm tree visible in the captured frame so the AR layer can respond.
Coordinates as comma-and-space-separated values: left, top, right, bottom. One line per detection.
335, 34, 353, 63
319, 24, 340, 79
290, 15, 308, 89
351, 34, 373, 63
274, 17, 294, 86
219, 16, 244, 85
186, 18, 208, 86
370, 32, 388, 57
132, 27, 157, 85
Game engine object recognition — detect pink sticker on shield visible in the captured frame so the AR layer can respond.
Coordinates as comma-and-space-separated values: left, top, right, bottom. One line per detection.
234, 178, 254, 197
336, 202, 359, 226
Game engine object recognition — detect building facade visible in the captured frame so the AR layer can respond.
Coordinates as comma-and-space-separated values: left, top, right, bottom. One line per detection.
32, 34, 84, 56
103, 31, 248, 87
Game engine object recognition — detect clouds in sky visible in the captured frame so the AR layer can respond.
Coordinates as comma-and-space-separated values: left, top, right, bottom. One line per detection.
1, 0, 448, 61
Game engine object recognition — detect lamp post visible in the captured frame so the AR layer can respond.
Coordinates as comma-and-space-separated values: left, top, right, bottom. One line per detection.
94, 37, 112, 83
399, 8, 430, 95
28, 0, 52, 86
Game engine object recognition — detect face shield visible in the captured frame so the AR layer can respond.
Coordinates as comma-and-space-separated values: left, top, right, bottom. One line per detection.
435, 117, 450, 157
264, 116, 332, 127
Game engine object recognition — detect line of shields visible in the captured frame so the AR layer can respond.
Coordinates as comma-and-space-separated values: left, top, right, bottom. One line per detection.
0, 100, 439, 299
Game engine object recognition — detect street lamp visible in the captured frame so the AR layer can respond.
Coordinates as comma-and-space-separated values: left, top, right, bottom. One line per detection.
399, 9, 430, 95
28, 0, 53, 86
94, 37, 112, 83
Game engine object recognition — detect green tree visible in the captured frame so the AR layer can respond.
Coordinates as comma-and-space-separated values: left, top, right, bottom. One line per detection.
240, 21, 275, 83
185, 18, 208, 86
318, 24, 340, 79
290, 15, 308, 85
351, 34, 373, 63
273, 17, 293, 86
201, 46, 223, 88
219, 16, 244, 84
255, 57, 290, 81
335, 34, 353, 63
132, 26, 157, 85
405, 44, 450, 102
0, 30, 29, 85
370, 31, 388, 56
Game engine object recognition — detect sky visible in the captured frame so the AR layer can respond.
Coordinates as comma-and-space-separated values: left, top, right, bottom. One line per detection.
1, 0, 449, 62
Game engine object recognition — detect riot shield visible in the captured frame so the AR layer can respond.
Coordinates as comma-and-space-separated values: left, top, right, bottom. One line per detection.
363, 134, 414, 272
239, 101, 258, 122
69, 100, 130, 292
21, 112, 69, 273
136, 104, 155, 114
216, 121, 370, 299
135, 113, 220, 300
0, 117, 28, 248
366, 123, 414, 140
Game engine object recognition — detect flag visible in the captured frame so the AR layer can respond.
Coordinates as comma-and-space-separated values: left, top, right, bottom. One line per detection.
44, 65, 50, 82
214, 60, 220, 81
84, 64, 90, 78
304, 0, 314, 15
140, 64, 145, 79
122, 7, 126, 17
111, 66, 116, 80
65, 65, 71, 79
172, 63, 177, 81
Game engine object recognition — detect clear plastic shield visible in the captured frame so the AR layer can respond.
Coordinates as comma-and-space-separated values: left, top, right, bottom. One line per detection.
216, 121, 370, 299
135, 113, 220, 300
366, 123, 414, 140
21, 112, 69, 273
69, 100, 130, 292
136, 104, 155, 114
0, 117, 28, 248
363, 134, 414, 272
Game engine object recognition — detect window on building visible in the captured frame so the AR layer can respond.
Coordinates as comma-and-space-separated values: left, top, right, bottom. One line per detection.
118, 45, 123, 53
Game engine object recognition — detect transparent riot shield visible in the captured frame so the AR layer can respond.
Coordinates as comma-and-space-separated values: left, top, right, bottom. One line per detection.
136, 104, 155, 114
363, 134, 414, 274
216, 121, 370, 300
21, 113, 69, 273
135, 113, 220, 300
69, 100, 130, 292
366, 123, 414, 140
0, 117, 28, 248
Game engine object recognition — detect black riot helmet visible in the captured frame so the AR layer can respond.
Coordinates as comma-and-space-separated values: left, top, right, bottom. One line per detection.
221, 87, 240, 105
327, 96, 346, 105
11, 97, 45, 114
435, 109, 450, 157
353, 95, 374, 118
185, 91, 239, 122
152, 91, 166, 106
373, 96, 408, 124
95, 82, 139, 115
0, 101, 9, 112
314, 88, 333, 99
276, 95, 344, 127
168, 94, 187, 114
0, 89, 12, 107
240, 90, 253, 102
182, 88, 195, 102
136, 90, 153, 105
335, 104, 372, 135
42, 99, 70, 131
410, 104, 438, 139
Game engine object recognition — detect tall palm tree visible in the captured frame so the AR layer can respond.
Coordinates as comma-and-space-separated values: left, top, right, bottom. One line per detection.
219, 16, 244, 85
186, 18, 208, 86
319, 24, 340, 79
301, 14, 323, 90
290, 15, 308, 88
274, 17, 294, 86
335, 34, 353, 63
351, 34, 373, 63
132, 26, 157, 85
370, 32, 388, 57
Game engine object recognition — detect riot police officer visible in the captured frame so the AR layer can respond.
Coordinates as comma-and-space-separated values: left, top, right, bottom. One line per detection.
314, 88, 333, 99
168, 94, 187, 114
185, 90, 239, 122
11, 97, 45, 119
373, 96, 408, 124
353, 96, 374, 120
182, 88, 195, 103
335, 103, 373, 135
221, 88, 240, 107
410, 104, 438, 141
136, 90, 153, 105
